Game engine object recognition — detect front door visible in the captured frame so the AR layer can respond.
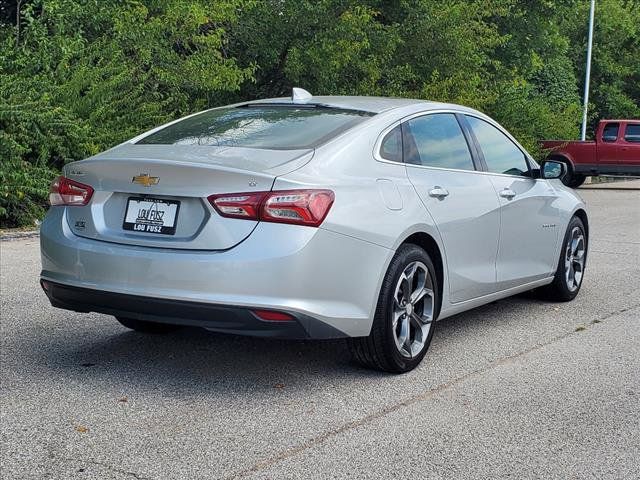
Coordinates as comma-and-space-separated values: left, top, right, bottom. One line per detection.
599, 122, 621, 164
465, 115, 560, 290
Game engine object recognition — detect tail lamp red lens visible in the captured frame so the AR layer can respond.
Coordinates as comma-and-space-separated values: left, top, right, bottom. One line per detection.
206, 192, 266, 220
252, 309, 295, 322
49, 176, 94, 206
208, 189, 334, 227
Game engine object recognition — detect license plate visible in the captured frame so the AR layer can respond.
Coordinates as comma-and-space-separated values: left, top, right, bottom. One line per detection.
123, 197, 180, 235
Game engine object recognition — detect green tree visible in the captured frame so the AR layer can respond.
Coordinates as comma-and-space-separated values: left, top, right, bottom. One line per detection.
1, 0, 639, 227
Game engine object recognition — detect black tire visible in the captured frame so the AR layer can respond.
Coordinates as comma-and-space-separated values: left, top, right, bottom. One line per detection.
347, 244, 439, 373
115, 316, 181, 334
537, 216, 588, 301
564, 173, 586, 189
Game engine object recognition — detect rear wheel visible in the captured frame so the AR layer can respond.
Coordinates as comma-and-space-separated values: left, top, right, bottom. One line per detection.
115, 316, 181, 334
348, 244, 438, 373
538, 216, 587, 301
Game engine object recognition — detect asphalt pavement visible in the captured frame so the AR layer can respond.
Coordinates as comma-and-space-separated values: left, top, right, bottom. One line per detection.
1, 188, 639, 479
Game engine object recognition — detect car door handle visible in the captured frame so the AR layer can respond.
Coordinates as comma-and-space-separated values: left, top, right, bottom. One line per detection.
428, 186, 449, 198
499, 188, 516, 200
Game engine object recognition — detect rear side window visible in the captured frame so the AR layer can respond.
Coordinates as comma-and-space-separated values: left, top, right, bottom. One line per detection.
138, 106, 373, 150
402, 114, 475, 170
380, 125, 403, 162
466, 116, 529, 176
624, 124, 640, 143
602, 123, 619, 142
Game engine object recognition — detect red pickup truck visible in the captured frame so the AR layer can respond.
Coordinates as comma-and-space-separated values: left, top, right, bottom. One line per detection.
541, 119, 640, 187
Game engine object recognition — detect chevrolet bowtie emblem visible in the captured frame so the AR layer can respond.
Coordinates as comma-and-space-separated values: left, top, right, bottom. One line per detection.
132, 174, 159, 187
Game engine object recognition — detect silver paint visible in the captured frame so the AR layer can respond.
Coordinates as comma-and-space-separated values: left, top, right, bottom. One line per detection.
41, 96, 588, 338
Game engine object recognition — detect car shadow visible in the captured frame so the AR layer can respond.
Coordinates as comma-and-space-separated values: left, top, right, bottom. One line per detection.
14, 293, 547, 397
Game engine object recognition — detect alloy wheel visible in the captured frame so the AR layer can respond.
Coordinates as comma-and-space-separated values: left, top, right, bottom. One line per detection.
564, 226, 586, 292
392, 261, 434, 358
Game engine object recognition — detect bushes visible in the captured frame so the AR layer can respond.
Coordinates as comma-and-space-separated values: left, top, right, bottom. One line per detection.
1, 0, 638, 227
0, 160, 55, 228
1, 0, 253, 227
0, 96, 91, 228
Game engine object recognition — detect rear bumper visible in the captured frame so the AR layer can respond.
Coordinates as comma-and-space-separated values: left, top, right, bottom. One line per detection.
41, 281, 332, 339
40, 207, 393, 338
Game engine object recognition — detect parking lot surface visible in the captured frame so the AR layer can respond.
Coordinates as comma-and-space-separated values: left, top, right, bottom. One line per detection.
1, 188, 639, 479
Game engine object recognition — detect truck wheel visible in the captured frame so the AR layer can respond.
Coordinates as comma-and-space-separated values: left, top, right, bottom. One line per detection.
563, 173, 586, 189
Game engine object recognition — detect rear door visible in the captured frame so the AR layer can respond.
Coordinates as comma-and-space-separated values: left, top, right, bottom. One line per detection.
401, 112, 501, 303
619, 122, 640, 165
464, 115, 560, 290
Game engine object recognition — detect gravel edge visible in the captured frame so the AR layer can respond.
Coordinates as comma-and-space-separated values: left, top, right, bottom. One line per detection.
0, 230, 40, 241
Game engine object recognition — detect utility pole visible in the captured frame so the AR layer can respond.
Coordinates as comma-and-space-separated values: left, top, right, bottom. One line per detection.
580, 0, 596, 141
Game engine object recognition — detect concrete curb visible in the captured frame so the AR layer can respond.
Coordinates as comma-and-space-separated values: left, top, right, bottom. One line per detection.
580, 178, 640, 190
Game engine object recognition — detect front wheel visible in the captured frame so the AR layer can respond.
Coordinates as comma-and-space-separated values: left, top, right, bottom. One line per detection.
347, 244, 439, 373
538, 216, 587, 301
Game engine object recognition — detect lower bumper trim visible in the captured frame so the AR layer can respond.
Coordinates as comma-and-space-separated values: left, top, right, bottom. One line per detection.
41, 280, 343, 339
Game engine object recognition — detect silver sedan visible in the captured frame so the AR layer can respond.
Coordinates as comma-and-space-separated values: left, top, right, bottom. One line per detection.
40, 90, 588, 372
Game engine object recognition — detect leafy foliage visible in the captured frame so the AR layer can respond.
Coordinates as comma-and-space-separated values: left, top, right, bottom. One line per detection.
1, 0, 638, 227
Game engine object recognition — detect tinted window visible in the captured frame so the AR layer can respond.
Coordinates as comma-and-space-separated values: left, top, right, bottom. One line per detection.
402, 114, 475, 170
624, 124, 640, 143
602, 123, 619, 142
138, 106, 373, 149
466, 116, 529, 176
380, 125, 403, 162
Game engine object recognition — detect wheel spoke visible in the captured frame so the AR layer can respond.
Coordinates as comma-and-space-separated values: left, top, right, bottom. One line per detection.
573, 260, 583, 285
410, 286, 433, 306
392, 304, 404, 329
398, 316, 410, 356
401, 264, 418, 302
411, 311, 431, 327
574, 236, 584, 255
573, 270, 583, 286
566, 263, 574, 287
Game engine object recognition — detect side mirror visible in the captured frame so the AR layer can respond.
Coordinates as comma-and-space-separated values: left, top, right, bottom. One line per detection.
602, 135, 617, 143
540, 160, 566, 180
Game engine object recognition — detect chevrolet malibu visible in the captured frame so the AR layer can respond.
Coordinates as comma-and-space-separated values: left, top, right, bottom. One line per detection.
40, 90, 588, 373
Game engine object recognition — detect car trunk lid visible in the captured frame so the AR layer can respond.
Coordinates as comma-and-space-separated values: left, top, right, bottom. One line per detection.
63, 144, 313, 250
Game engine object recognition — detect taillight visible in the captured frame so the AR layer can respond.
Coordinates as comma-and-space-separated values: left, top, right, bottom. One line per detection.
207, 192, 264, 220
208, 189, 334, 227
49, 176, 94, 206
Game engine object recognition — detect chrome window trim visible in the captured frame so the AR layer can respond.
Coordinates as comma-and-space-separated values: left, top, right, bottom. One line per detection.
373, 108, 542, 180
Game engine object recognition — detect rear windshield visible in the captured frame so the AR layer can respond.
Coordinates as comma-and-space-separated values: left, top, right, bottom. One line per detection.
137, 106, 374, 149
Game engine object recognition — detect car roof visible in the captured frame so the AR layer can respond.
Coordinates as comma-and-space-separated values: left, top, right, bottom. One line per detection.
246, 95, 473, 114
